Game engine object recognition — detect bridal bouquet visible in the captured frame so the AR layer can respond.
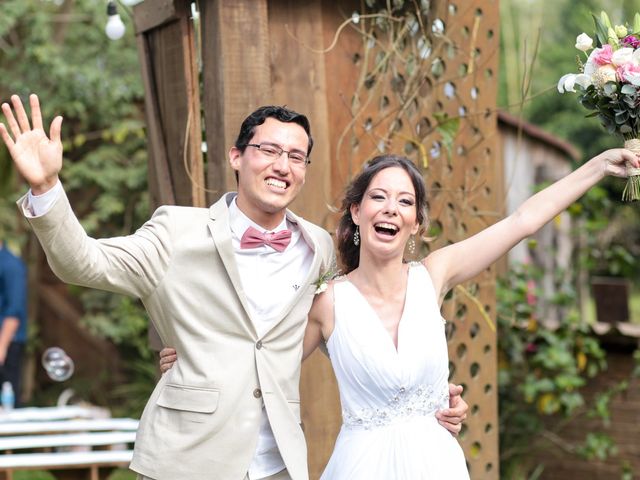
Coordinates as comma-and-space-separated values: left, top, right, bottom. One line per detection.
558, 11, 640, 201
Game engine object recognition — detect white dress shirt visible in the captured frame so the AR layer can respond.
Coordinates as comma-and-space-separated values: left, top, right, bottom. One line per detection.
228, 197, 313, 479
28, 185, 314, 479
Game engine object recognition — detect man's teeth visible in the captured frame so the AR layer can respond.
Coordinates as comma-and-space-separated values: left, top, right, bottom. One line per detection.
266, 178, 286, 189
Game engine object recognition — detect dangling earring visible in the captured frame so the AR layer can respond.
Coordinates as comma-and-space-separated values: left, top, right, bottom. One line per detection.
408, 235, 416, 254
353, 226, 360, 246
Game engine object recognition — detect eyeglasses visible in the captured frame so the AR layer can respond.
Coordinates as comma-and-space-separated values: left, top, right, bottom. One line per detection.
245, 143, 311, 167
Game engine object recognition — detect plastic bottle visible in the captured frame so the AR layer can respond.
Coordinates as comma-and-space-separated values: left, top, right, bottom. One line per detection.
1, 382, 15, 411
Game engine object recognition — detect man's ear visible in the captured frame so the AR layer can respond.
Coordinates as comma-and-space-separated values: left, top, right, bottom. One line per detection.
229, 146, 241, 172
349, 203, 360, 226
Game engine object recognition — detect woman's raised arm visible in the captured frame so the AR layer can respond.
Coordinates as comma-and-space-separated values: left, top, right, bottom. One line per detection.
426, 148, 640, 302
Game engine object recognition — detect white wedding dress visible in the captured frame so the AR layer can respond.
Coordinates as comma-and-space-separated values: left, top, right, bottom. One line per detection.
320, 262, 470, 479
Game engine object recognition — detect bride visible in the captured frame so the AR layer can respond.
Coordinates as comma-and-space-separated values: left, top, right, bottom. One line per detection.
301, 149, 637, 479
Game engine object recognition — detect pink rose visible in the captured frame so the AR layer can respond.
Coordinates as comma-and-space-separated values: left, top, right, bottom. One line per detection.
592, 44, 613, 66
617, 63, 640, 85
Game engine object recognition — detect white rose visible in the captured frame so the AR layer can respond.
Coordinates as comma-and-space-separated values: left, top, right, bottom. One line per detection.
315, 282, 328, 295
575, 33, 593, 52
612, 47, 634, 66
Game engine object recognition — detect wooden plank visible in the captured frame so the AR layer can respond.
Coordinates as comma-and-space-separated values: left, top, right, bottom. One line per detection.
147, 22, 196, 206
136, 33, 176, 210
176, 0, 205, 208
265, 1, 343, 476
0, 419, 139, 436
200, 0, 271, 202
0, 406, 108, 424
0, 450, 133, 469
268, 0, 334, 228
133, 0, 177, 34
134, 0, 203, 210
0, 431, 136, 450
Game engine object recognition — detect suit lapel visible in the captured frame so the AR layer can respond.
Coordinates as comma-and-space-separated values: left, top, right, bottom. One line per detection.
208, 194, 258, 338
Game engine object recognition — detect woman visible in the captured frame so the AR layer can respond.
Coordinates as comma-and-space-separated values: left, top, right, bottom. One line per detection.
162, 149, 638, 479
302, 149, 637, 479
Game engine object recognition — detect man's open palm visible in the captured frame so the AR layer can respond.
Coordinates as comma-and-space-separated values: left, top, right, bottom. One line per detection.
0, 94, 63, 194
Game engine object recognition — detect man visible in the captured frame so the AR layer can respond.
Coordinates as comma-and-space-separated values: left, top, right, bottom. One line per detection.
0, 240, 27, 407
0, 94, 466, 479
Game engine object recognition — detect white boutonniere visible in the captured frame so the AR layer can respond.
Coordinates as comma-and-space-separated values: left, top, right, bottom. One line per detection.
313, 263, 341, 295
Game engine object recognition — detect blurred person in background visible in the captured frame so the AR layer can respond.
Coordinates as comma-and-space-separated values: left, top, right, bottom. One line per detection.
0, 239, 28, 408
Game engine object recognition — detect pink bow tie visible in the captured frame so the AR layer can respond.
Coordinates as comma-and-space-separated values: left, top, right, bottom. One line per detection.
240, 226, 292, 252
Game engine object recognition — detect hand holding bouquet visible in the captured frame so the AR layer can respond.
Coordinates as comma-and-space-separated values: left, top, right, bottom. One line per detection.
558, 11, 640, 201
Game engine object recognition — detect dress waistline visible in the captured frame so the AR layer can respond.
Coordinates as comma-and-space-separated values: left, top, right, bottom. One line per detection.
342, 384, 449, 431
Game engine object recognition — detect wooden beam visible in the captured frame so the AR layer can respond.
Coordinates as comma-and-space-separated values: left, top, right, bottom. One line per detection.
200, 0, 271, 202
133, 0, 177, 34
136, 33, 176, 209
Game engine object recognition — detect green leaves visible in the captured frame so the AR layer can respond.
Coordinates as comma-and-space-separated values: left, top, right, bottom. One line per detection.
577, 81, 640, 138
592, 12, 611, 48
1, 0, 151, 416
433, 111, 460, 161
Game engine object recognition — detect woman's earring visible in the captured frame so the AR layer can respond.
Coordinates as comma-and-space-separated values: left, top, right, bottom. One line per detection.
408, 235, 416, 254
353, 226, 360, 246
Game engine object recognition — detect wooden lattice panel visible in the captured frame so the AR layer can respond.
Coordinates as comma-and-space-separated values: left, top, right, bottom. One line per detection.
320, 1, 501, 477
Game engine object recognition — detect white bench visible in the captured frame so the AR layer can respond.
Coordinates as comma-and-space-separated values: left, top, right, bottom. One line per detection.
0, 409, 138, 480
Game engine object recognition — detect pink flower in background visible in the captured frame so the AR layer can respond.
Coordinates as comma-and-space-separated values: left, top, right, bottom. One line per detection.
526, 279, 537, 307
616, 63, 640, 85
622, 35, 640, 48
525, 343, 538, 354
592, 44, 613, 65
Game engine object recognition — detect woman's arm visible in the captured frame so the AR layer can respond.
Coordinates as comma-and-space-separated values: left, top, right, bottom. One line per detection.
426, 149, 640, 301
302, 285, 335, 361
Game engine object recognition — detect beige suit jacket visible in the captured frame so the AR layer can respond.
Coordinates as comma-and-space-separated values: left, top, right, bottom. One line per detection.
20, 190, 335, 480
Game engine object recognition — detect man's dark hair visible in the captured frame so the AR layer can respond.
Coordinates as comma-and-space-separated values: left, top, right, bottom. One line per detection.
235, 105, 313, 156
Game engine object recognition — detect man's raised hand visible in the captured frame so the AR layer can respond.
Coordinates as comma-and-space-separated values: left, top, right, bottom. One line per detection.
0, 94, 63, 194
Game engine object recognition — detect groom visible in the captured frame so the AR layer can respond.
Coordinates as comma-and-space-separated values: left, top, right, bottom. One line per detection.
1, 94, 467, 480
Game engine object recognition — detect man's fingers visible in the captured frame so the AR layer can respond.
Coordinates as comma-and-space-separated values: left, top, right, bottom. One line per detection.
438, 420, 462, 436
11, 95, 31, 133
159, 354, 177, 364
30, 94, 43, 131
50, 116, 63, 144
448, 383, 463, 396
0, 124, 16, 152
1, 102, 21, 140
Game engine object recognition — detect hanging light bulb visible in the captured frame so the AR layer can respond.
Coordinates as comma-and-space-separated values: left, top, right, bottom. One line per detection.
105, 0, 126, 40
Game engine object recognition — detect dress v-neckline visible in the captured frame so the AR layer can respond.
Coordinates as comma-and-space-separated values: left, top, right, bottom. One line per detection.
344, 265, 414, 355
